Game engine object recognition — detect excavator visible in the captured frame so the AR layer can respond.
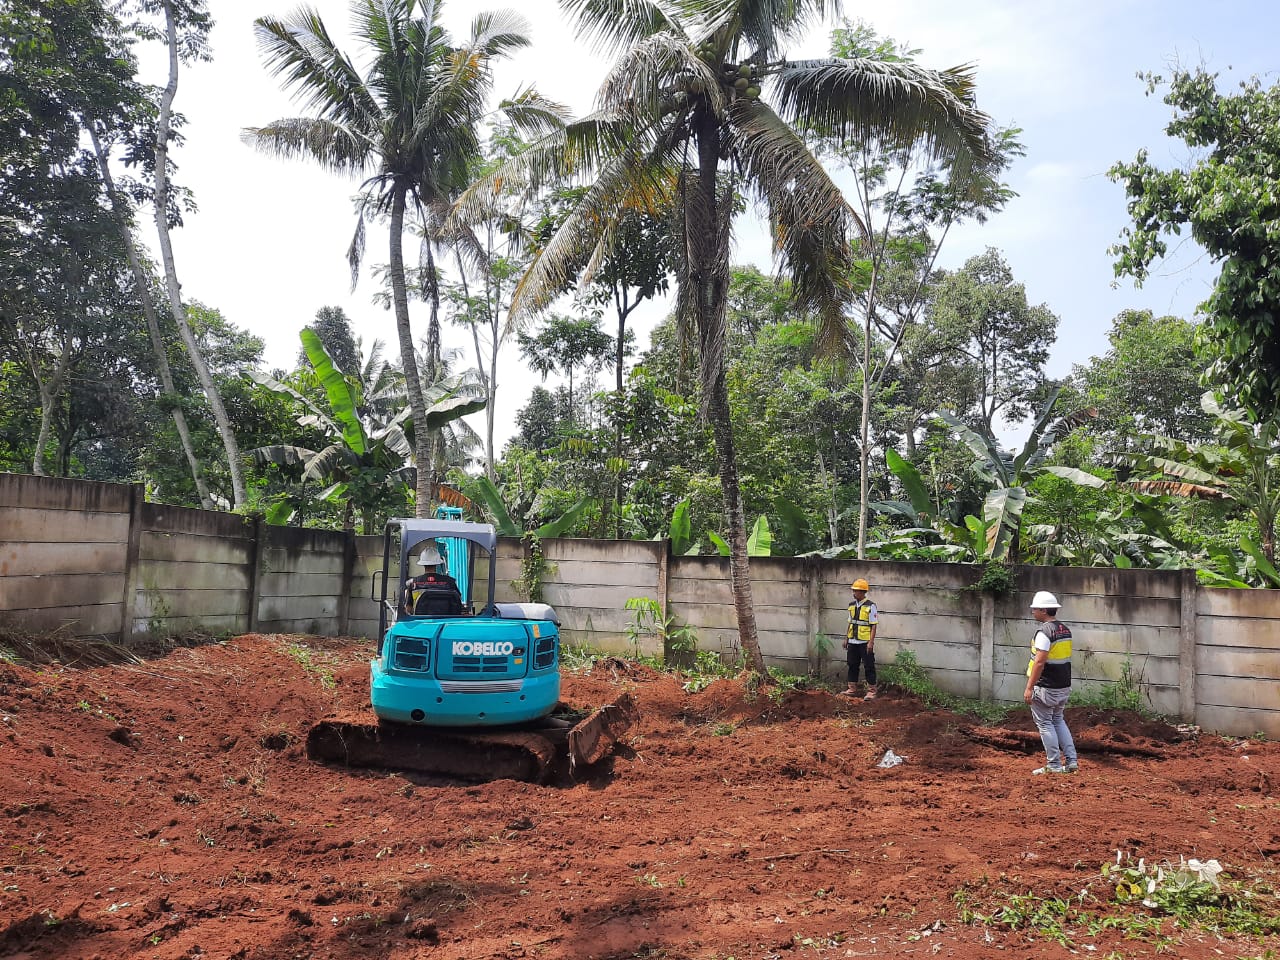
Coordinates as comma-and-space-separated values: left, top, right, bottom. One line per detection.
306, 514, 637, 783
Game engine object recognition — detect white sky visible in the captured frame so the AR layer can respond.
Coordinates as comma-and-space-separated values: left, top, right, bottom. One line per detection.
134, 0, 1278, 452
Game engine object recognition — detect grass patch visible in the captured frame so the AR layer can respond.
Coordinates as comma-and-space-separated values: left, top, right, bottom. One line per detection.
954, 853, 1280, 949
1067, 655, 1166, 718
878, 649, 1011, 723
282, 642, 336, 690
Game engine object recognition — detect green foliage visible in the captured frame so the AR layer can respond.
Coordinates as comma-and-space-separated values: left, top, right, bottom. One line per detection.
623, 597, 699, 660
878, 649, 1010, 723
965, 562, 1016, 599
248, 331, 424, 532
1116, 391, 1280, 578
957, 851, 1280, 949
1069, 655, 1150, 714
1111, 68, 1280, 419
512, 534, 551, 604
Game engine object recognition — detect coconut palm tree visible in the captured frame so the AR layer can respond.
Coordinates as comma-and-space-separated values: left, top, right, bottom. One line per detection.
455, 0, 994, 672
244, 0, 562, 515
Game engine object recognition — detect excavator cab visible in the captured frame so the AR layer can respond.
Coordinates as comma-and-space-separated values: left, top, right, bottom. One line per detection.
371, 518, 561, 727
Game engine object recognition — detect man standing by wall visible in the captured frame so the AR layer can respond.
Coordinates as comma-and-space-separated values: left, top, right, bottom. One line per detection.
842, 578, 878, 701
1025, 590, 1078, 775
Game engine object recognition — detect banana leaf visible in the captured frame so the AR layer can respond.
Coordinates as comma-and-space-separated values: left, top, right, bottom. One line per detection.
301, 328, 364, 456
747, 515, 771, 557
885, 448, 932, 518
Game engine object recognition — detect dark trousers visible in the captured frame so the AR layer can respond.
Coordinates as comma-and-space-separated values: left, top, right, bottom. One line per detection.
846, 642, 876, 685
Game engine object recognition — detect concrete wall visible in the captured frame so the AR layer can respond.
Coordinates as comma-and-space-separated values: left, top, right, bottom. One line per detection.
0, 475, 135, 638
2, 473, 1278, 738
133, 503, 254, 637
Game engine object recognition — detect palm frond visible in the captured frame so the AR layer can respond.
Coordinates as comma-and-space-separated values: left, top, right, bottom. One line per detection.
346, 211, 366, 290
508, 131, 678, 323
497, 87, 572, 141
773, 57, 993, 173
246, 370, 338, 436
597, 32, 723, 118
252, 11, 380, 132
727, 96, 859, 354
241, 118, 372, 176
450, 108, 641, 229
720, 0, 839, 59
467, 9, 533, 58
558, 0, 683, 56
250, 444, 319, 468
305, 443, 360, 482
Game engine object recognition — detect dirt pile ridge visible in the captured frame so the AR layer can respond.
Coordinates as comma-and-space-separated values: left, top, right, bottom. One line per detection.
1, 634, 1276, 959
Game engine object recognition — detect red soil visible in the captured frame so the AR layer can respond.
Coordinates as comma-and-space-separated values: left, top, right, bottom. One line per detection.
1, 634, 1276, 959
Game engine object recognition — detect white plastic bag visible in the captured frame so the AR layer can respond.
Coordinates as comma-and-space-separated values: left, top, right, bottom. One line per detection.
876, 749, 906, 768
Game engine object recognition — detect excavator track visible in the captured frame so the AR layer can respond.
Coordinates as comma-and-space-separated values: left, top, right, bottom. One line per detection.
306, 692, 638, 785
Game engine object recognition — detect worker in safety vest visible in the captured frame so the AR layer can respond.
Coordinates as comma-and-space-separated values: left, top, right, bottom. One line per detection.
841, 578, 878, 700
401, 542, 462, 616
1024, 590, 1078, 775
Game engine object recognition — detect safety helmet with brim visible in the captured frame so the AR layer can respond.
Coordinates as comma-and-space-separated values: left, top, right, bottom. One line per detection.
417, 542, 445, 566
1030, 590, 1060, 609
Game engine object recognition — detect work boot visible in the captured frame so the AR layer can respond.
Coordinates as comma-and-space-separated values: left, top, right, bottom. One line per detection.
863, 687, 877, 701
1032, 764, 1068, 775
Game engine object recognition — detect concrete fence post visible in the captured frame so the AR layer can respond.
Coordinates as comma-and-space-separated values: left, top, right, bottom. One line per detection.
979, 593, 996, 701
1179, 567, 1198, 722
338, 530, 355, 637
118, 483, 146, 647
656, 539, 670, 616
805, 558, 824, 676
247, 517, 263, 634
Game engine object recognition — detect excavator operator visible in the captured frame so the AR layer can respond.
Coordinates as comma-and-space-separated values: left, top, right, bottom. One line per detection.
401, 541, 464, 616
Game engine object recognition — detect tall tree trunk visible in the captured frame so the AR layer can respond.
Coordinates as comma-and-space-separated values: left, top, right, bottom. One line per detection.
155, 0, 246, 510
388, 183, 431, 517
611, 286, 631, 539
691, 112, 765, 676
421, 243, 447, 497
857, 307, 872, 559
11, 326, 70, 477
87, 123, 213, 509
487, 332, 499, 482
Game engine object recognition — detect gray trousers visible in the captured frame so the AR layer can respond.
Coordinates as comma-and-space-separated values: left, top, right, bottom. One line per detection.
1029, 685, 1077, 769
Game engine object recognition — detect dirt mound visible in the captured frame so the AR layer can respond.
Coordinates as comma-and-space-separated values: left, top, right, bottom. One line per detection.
1, 634, 1277, 959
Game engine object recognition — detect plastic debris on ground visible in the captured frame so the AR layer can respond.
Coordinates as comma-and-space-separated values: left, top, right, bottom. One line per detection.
876, 749, 906, 768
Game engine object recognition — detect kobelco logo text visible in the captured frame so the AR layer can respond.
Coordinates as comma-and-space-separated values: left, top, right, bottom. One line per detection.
452, 641, 514, 656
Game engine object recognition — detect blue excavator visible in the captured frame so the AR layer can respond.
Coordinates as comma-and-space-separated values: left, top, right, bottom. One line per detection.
306, 515, 636, 783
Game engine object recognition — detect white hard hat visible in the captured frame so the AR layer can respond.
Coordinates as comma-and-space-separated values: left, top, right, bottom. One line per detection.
417, 542, 444, 566
1030, 590, 1060, 609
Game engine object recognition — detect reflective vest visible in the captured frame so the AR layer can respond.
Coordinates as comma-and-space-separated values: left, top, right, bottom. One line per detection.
1027, 620, 1072, 688
847, 600, 876, 642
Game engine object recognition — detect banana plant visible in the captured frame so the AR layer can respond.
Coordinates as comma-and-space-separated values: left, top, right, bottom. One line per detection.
706, 515, 772, 558
935, 387, 1103, 561
466, 475, 594, 540
1115, 391, 1280, 583
250, 329, 484, 532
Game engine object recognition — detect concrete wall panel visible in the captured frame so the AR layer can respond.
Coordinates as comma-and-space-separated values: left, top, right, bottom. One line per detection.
0, 573, 125, 610
0, 540, 127, 577
2, 603, 123, 636
137, 561, 251, 593
135, 589, 251, 619
1198, 616, 1280, 650
6, 508, 129, 544
1195, 703, 1280, 739
138, 532, 252, 566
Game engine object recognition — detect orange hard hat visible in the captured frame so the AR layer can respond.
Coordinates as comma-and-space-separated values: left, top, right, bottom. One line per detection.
851, 578, 870, 591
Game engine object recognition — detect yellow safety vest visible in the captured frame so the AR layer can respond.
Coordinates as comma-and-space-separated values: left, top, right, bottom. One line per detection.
847, 600, 876, 642
1027, 620, 1072, 687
